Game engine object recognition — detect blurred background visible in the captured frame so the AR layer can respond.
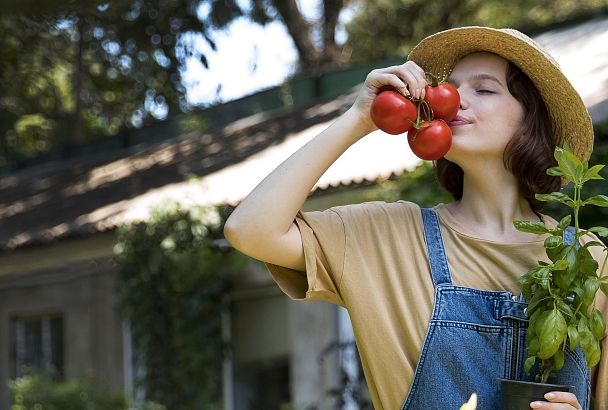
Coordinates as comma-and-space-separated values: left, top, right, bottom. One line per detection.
1, 1, 608, 409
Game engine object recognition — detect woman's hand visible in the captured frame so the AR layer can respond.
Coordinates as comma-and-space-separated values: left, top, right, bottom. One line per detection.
349, 61, 428, 133
530, 392, 582, 409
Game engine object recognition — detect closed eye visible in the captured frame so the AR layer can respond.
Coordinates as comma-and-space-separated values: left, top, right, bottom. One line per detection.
476, 89, 495, 94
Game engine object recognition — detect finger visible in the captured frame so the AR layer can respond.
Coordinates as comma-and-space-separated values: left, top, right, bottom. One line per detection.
530, 391, 582, 409
544, 392, 581, 407
366, 71, 409, 96
530, 402, 578, 409
394, 63, 427, 99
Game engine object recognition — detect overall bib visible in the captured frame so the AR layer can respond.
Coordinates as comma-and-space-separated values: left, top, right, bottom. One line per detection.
401, 208, 591, 409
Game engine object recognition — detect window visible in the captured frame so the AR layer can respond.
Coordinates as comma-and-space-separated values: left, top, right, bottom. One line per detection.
234, 358, 290, 410
10, 314, 64, 379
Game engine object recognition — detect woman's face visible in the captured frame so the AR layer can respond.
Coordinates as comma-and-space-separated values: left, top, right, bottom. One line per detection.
444, 52, 524, 164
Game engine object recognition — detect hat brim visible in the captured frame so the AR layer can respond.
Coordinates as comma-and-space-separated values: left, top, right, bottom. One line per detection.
407, 26, 593, 162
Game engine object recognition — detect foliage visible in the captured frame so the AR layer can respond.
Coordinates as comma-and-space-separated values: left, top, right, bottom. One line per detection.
514, 146, 608, 383
548, 125, 608, 226
0, 0, 351, 168
8, 372, 164, 410
345, 0, 608, 65
114, 204, 246, 410
364, 160, 452, 206
4, 1, 605, 169
1, 1, 206, 165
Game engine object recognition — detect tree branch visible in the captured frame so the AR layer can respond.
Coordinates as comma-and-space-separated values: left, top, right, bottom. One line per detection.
270, 0, 318, 71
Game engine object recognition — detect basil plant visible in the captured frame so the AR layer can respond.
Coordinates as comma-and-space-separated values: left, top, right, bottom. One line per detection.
514, 145, 608, 384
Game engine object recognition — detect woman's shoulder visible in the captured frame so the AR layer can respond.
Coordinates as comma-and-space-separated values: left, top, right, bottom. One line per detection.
327, 200, 423, 220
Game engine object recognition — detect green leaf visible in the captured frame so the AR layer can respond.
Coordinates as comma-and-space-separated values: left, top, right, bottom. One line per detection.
554, 145, 584, 184
546, 166, 563, 177
583, 340, 601, 368
513, 220, 550, 234
579, 254, 599, 275
534, 192, 575, 208
590, 309, 606, 340
568, 324, 580, 350
527, 336, 540, 356
601, 282, 608, 297
553, 259, 568, 271
524, 355, 537, 375
552, 244, 578, 290
583, 164, 605, 182
527, 288, 550, 316
553, 348, 565, 371
522, 282, 533, 301
556, 299, 574, 318
544, 236, 563, 250
583, 194, 608, 207
583, 277, 600, 306
557, 215, 572, 232
578, 315, 590, 332
564, 243, 579, 274
582, 241, 606, 249
588, 226, 608, 237
537, 309, 567, 360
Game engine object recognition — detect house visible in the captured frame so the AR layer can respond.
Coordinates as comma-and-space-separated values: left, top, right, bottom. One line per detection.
1, 15, 607, 410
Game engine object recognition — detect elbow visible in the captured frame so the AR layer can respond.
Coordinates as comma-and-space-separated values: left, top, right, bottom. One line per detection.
224, 213, 254, 255
223, 215, 242, 251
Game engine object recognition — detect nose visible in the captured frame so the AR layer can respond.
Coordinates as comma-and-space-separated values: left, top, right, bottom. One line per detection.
458, 89, 469, 110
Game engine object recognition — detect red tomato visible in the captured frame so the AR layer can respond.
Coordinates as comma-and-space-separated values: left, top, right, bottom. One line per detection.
408, 120, 452, 160
370, 90, 417, 135
424, 83, 460, 122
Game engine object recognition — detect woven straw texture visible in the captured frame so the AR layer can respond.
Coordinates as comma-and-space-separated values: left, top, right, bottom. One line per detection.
408, 26, 594, 162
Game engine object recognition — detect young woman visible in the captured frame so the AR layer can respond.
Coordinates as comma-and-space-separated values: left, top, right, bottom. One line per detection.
224, 27, 607, 410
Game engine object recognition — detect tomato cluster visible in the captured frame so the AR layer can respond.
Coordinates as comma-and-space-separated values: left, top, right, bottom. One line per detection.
370, 78, 460, 161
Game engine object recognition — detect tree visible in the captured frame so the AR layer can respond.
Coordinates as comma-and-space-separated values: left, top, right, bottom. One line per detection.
344, 0, 608, 65
114, 204, 246, 409
2, 0, 606, 169
0, 0, 352, 168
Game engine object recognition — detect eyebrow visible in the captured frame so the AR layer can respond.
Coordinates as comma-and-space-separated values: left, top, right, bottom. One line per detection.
447, 74, 505, 88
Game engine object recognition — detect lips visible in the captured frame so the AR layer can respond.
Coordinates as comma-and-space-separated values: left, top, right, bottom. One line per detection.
448, 116, 471, 127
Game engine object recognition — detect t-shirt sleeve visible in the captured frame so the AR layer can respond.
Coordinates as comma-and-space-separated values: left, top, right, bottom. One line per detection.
265, 208, 346, 306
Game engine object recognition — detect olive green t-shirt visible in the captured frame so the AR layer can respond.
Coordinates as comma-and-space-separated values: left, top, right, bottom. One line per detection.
266, 201, 608, 410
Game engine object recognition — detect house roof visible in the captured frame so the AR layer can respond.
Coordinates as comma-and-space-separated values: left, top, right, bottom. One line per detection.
1, 16, 608, 251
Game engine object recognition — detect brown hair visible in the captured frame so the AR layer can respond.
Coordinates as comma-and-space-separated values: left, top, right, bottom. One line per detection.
435, 61, 561, 212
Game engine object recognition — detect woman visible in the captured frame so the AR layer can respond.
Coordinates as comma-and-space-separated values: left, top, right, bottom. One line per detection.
224, 27, 607, 409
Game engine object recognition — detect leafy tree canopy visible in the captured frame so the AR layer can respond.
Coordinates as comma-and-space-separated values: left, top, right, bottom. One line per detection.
345, 0, 608, 64
2, 0, 606, 169
0, 0, 352, 169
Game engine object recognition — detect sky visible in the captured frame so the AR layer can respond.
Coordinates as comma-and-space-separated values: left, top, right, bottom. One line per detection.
181, 0, 357, 105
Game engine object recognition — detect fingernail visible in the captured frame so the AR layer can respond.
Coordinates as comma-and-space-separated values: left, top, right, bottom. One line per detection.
545, 393, 555, 400
530, 402, 542, 409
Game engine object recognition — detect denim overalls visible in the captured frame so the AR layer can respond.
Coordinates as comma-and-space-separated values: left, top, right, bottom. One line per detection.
400, 208, 591, 409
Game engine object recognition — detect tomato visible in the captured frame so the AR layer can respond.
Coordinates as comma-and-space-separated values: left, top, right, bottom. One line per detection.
408, 120, 452, 160
424, 82, 460, 122
370, 90, 417, 135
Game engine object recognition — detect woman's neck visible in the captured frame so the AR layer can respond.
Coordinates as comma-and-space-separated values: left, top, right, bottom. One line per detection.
445, 163, 542, 241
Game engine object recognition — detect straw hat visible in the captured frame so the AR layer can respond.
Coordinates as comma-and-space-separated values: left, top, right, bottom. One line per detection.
407, 26, 594, 162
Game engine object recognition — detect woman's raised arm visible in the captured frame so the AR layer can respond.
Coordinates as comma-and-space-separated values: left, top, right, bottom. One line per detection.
223, 62, 428, 271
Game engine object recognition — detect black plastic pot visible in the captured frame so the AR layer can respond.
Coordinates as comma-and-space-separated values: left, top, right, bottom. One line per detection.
500, 379, 572, 410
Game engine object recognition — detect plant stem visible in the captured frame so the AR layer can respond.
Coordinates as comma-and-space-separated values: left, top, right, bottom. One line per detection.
599, 248, 608, 278
541, 361, 551, 384
574, 184, 580, 237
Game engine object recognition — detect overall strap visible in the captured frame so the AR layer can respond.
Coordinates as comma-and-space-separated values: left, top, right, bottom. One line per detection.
420, 208, 453, 287
563, 225, 578, 247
